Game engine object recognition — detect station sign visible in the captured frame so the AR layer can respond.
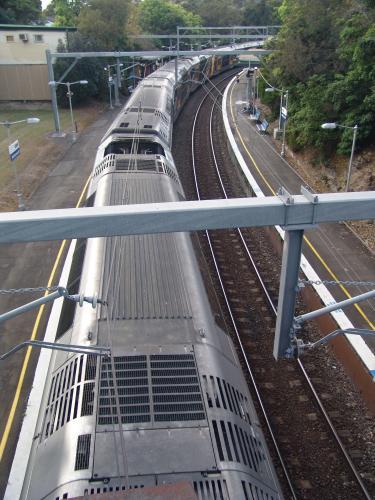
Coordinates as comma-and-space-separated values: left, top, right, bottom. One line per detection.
8, 140, 20, 161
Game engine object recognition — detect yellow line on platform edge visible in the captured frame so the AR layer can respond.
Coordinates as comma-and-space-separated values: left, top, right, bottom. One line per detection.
229, 81, 374, 331
0, 175, 91, 462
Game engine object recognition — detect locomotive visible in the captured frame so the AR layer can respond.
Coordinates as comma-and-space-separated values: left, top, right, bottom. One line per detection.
9, 46, 283, 499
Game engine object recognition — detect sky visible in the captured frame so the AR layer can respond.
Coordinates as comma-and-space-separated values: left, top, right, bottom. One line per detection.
42, 0, 52, 10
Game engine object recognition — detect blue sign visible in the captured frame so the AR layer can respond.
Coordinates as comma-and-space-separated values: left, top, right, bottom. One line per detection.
9, 140, 20, 161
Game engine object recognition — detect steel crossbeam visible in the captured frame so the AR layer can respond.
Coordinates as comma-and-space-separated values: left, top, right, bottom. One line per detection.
0, 192, 373, 243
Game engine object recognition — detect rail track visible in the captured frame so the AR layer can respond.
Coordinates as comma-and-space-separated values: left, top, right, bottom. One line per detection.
173, 71, 374, 499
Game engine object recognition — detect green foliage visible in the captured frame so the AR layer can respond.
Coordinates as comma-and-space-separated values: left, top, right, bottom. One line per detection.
0, 0, 42, 24
138, 0, 201, 35
243, 0, 281, 25
263, 0, 375, 157
78, 0, 133, 50
45, 0, 84, 26
54, 35, 109, 106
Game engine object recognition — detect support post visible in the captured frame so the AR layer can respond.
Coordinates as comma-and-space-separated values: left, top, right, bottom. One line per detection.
46, 49, 61, 134
345, 124, 358, 192
114, 60, 120, 107
175, 26, 180, 87
116, 57, 122, 90
273, 229, 304, 359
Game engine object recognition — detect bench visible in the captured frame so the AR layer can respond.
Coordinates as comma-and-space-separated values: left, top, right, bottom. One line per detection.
256, 119, 269, 134
250, 109, 261, 122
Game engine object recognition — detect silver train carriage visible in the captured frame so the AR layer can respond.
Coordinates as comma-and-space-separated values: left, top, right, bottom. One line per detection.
11, 48, 283, 500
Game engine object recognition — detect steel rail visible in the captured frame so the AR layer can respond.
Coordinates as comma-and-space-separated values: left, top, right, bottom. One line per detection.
191, 72, 297, 499
207, 77, 372, 499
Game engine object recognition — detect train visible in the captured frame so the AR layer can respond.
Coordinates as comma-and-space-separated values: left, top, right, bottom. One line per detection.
9, 45, 283, 499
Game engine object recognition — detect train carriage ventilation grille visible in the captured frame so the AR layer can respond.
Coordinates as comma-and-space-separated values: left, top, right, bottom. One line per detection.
98, 355, 151, 425
151, 354, 205, 422
211, 419, 269, 480
202, 374, 251, 423
75, 434, 91, 471
93, 155, 179, 183
42, 355, 98, 441
97, 354, 205, 425
242, 480, 278, 500
193, 479, 229, 500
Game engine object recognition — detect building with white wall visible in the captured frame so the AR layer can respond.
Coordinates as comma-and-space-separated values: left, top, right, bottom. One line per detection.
0, 25, 76, 101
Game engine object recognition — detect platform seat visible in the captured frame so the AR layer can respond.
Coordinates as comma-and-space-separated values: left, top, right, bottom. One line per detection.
256, 119, 269, 134
250, 109, 261, 122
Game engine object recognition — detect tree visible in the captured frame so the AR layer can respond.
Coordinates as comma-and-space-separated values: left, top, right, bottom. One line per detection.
138, 0, 201, 35
44, 0, 85, 26
243, 0, 281, 25
261, 0, 375, 156
53, 35, 108, 106
78, 0, 133, 50
0, 0, 42, 24
195, 0, 241, 26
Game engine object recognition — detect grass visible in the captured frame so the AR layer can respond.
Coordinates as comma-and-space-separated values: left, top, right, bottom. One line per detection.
0, 103, 104, 210
0, 109, 72, 189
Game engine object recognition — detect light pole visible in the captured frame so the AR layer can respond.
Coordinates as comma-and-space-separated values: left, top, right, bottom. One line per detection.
321, 122, 359, 191
0, 117, 40, 210
49, 80, 88, 141
265, 86, 288, 157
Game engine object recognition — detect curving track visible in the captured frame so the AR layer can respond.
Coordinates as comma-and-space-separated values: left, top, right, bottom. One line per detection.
173, 71, 374, 499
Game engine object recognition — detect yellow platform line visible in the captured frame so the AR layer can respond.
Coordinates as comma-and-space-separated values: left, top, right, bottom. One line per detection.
229, 82, 374, 331
0, 175, 91, 462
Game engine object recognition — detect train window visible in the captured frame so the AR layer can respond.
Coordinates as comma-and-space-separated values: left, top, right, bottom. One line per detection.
104, 140, 165, 157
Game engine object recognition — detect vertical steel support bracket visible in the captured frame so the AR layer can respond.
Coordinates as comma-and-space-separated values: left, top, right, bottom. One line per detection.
46, 49, 61, 134
273, 186, 320, 359
273, 188, 301, 359
273, 228, 304, 359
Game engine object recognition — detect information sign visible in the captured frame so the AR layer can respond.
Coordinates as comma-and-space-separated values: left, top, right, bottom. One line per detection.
8, 140, 20, 161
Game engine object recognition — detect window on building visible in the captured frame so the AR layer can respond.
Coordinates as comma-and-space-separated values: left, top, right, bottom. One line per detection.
6, 35, 15, 42
34, 34, 44, 43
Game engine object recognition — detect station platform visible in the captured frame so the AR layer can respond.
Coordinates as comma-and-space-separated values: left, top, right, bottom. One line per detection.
224, 73, 375, 380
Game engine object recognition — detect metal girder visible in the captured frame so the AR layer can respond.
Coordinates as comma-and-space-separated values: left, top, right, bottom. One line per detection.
177, 25, 280, 31
0, 191, 373, 243
50, 49, 271, 59
130, 34, 269, 40
46, 49, 60, 133
57, 57, 81, 84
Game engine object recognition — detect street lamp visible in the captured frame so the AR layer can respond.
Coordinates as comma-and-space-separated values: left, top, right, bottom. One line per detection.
265, 86, 289, 157
321, 122, 359, 192
49, 80, 88, 141
0, 117, 40, 210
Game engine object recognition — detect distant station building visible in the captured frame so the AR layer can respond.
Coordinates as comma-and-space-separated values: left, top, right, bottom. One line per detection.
0, 24, 76, 102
